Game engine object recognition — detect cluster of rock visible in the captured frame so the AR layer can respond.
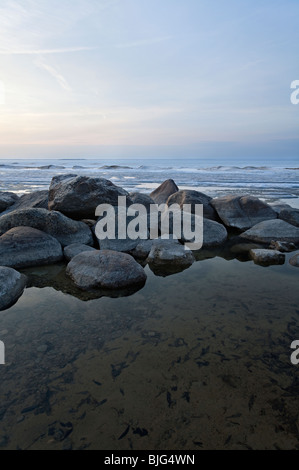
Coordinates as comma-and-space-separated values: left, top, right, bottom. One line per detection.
0, 174, 298, 310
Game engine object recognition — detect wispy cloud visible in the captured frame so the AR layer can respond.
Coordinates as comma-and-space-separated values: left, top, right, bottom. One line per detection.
115, 36, 172, 49
0, 46, 97, 55
35, 59, 72, 92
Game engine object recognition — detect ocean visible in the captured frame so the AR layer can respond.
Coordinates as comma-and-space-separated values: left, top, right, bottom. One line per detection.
0, 155, 299, 450
0, 157, 298, 206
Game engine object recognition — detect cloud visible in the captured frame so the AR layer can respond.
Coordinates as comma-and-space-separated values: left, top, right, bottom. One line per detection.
35, 59, 72, 92
0, 46, 97, 55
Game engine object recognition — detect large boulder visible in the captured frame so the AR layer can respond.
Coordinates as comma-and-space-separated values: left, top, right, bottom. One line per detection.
279, 208, 299, 227
130, 239, 155, 260
129, 192, 156, 212
210, 195, 277, 231
146, 238, 195, 272
0, 208, 93, 247
48, 175, 130, 219
0, 192, 19, 213
0, 266, 27, 311
3, 190, 48, 214
240, 219, 299, 244
0, 227, 63, 269
166, 190, 217, 220
202, 218, 228, 248
160, 210, 227, 249
150, 179, 179, 205
66, 250, 147, 290
249, 249, 285, 266
63, 243, 97, 262
95, 206, 151, 253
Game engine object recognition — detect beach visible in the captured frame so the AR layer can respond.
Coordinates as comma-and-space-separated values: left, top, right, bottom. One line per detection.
0, 161, 298, 450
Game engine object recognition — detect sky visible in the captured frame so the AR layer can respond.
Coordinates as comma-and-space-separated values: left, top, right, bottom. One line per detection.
0, 0, 298, 160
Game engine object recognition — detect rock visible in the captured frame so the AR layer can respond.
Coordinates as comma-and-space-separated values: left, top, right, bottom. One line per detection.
0, 227, 63, 269
2, 190, 48, 214
0, 192, 19, 213
279, 208, 299, 227
130, 239, 154, 260
289, 253, 299, 267
202, 218, 227, 248
48, 175, 130, 219
249, 249, 285, 266
240, 219, 299, 244
150, 179, 179, 205
64, 243, 97, 262
166, 189, 217, 220
66, 250, 147, 290
210, 195, 277, 231
0, 208, 93, 247
99, 237, 140, 253
129, 192, 156, 212
269, 240, 296, 252
161, 210, 227, 249
81, 219, 97, 228
268, 202, 293, 215
0, 266, 27, 311
146, 238, 195, 271
95, 207, 150, 253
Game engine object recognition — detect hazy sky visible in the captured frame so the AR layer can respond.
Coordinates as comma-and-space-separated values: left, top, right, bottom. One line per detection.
0, 0, 298, 159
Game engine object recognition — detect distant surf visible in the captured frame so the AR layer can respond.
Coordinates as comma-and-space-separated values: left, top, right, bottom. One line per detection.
0, 157, 298, 204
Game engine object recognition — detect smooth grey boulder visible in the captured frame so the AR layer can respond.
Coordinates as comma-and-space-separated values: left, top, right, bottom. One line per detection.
240, 219, 299, 244
2, 190, 48, 214
129, 192, 156, 212
0, 227, 63, 269
150, 179, 179, 205
160, 210, 227, 249
48, 175, 130, 219
0, 192, 19, 213
211, 195, 277, 231
64, 243, 97, 262
279, 208, 299, 227
147, 238, 195, 269
95, 206, 150, 253
289, 253, 299, 267
99, 237, 140, 253
130, 239, 154, 260
249, 249, 285, 266
0, 208, 93, 247
201, 217, 228, 248
166, 189, 217, 221
66, 250, 147, 290
0, 266, 27, 311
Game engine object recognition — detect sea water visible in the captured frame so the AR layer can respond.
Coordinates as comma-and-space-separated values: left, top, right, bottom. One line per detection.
0, 157, 298, 205
0, 155, 298, 450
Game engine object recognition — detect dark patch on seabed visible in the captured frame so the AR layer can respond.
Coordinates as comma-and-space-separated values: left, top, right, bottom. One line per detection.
0, 253, 298, 450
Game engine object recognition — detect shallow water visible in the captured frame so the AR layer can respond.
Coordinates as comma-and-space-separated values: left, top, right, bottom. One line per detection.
0, 252, 298, 450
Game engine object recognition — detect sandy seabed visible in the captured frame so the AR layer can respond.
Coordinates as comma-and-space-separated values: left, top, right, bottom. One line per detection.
0, 253, 298, 450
